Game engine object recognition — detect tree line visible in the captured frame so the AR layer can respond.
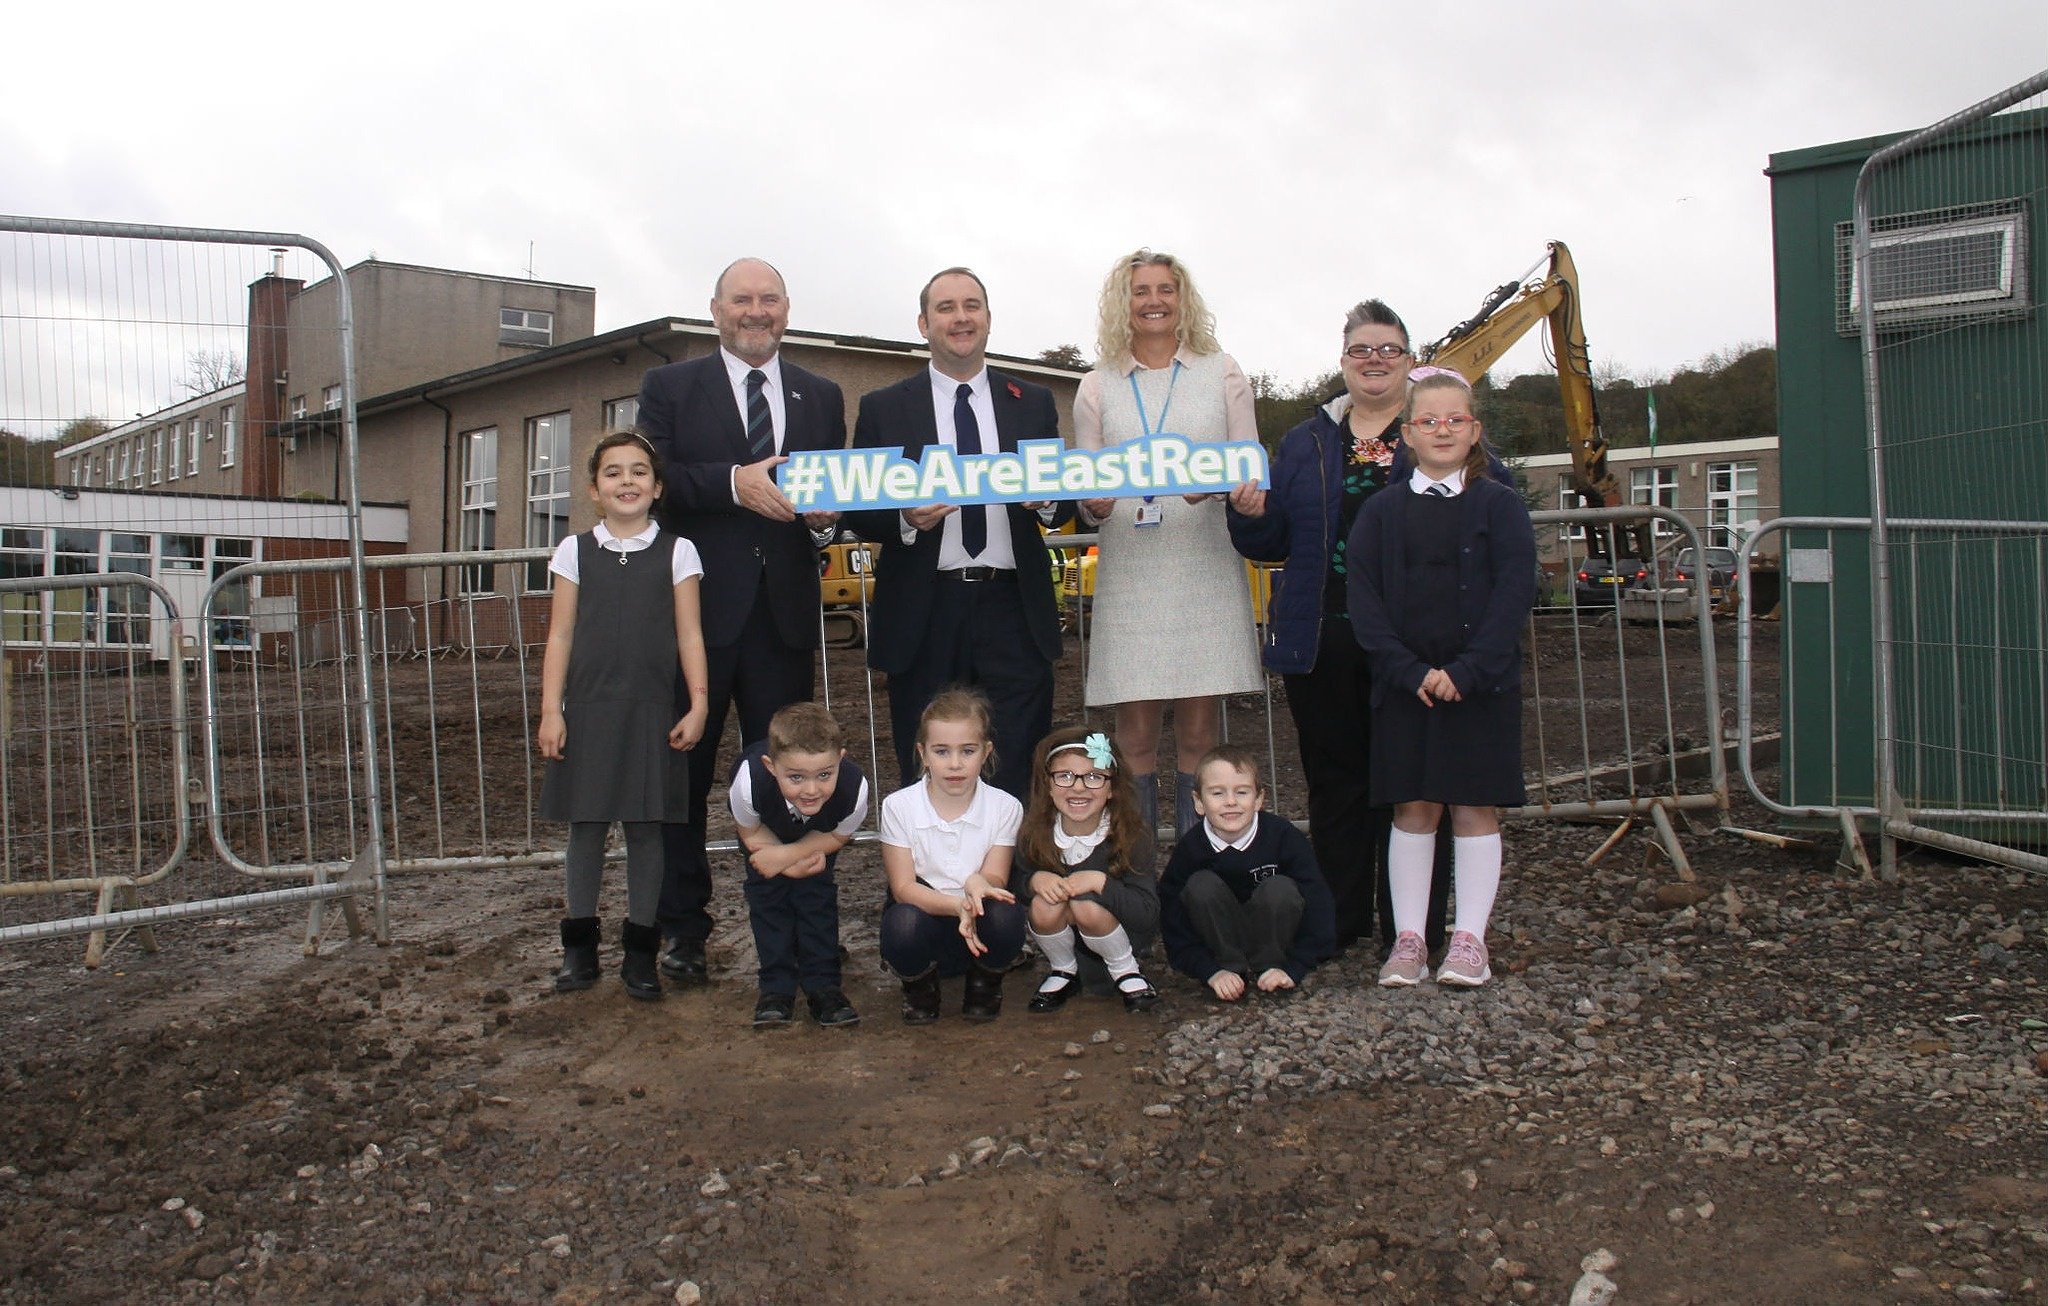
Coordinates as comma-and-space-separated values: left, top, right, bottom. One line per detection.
1239, 344, 1777, 457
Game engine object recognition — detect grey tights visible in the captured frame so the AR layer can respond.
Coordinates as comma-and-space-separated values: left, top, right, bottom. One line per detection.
564, 820, 664, 926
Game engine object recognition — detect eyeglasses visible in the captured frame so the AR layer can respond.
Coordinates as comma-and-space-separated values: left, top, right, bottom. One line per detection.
1344, 343, 1410, 361
1048, 769, 1110, 790
1406, 415, 1476, 434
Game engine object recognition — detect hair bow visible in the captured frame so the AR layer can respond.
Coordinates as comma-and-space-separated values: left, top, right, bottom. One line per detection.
1081, 732, 1114, 770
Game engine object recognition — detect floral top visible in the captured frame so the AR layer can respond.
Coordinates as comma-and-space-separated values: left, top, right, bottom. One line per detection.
1324, 413, 1403, 614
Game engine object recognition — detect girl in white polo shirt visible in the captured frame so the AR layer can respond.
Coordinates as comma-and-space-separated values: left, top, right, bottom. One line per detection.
877, 687, 1025, 1024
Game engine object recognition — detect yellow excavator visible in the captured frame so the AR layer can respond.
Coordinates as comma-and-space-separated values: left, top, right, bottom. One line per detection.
1419, 240, 1652, 564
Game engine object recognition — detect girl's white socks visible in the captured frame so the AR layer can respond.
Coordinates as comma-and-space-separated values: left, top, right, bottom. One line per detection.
1387, 825, 1437, 936
1452, 832, 1502, 938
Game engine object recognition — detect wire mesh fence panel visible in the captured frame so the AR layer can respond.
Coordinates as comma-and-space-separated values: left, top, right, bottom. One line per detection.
0, 217, 392, 951
1856, 76, 2048, 866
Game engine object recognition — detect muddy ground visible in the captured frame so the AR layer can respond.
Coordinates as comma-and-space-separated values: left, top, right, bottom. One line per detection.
3, 621, 2045, 1304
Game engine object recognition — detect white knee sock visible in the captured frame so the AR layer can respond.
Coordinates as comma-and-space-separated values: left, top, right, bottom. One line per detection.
1030, 926, 1078, 974
1451, 832, 1502, 938
1080, 925, 1140, 980
1387, 826, 1437, 937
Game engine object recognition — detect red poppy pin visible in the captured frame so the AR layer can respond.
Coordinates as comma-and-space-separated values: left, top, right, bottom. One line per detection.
1006, 382, 1022, 399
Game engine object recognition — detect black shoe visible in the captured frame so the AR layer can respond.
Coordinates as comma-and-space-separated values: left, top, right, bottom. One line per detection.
554, 917, 600, 993
900, 971, 941, 1025
962, 964, 1004, 1022
1027, 971, 1079, 1013
620, 922, 663, 1001
806, 988, 860, 1028
752, 992, 796, 1028
658, 939, 708, 985
1116, 972, 1160, 1013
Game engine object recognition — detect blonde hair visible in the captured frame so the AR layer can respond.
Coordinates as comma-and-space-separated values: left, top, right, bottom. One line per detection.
1092, 248, 1221, 365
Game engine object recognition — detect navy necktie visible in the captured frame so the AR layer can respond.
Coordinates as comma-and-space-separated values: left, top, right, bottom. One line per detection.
1427, 482, 1454, 497
955, 383, 987, 557
745, 369, 772, 461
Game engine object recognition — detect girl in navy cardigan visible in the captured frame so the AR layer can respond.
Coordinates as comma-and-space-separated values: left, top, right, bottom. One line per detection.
1345, 372, 1536, 988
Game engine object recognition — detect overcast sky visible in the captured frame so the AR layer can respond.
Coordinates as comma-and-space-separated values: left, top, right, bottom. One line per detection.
5, 2, 2045, 397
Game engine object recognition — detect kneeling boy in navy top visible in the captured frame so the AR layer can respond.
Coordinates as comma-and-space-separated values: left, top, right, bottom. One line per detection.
1158, 745, 1336, 1001
730, 702, 870, 1029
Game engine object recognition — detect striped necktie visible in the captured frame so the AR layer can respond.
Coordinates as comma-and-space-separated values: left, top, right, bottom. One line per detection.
745, 369, 773, 460
1426, 482, 1454, 497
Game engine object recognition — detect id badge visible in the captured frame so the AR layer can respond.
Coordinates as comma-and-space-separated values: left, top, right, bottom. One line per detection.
1134, 499, 1163, 528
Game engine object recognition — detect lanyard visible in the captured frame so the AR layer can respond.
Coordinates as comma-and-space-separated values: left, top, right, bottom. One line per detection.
1127, 359, 1182, 437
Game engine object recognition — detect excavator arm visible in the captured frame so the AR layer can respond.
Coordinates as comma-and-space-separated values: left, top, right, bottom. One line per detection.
1420, 241, 1648, 561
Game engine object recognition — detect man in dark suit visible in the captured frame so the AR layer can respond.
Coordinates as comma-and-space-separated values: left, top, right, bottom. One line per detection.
843, 267, 1069, 800
636, 257, 845, 983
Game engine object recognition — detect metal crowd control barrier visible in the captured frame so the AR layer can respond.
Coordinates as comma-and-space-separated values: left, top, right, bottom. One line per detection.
0, 573, 191, 964
1736, 517, 2048, 878
5, 512, 1747, 963
0, 214, 387, 958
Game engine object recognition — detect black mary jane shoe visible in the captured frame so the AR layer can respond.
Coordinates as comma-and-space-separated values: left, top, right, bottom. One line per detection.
1027, 971, 1080, 1013
1117, 973, 1160, 1014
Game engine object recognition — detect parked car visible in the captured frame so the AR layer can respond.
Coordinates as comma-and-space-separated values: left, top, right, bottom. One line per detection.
1572, 556, 1650, 607
1673, 546, 1739, 601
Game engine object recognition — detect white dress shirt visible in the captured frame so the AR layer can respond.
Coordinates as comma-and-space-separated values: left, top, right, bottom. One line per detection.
1409, 466, 1468, 496
878, 778, 1023, 895
902, 365, 1018, 571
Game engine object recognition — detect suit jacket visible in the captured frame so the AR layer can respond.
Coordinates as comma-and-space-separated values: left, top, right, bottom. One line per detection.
635, 351, 846, 649
842, 368, 1071, 675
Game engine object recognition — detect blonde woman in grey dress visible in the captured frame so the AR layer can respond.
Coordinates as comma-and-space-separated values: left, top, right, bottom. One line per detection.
1073, 249, 1263, 837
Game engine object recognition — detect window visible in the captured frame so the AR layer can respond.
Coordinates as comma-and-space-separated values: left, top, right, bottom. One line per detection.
500, 307, 554, 348
524, 413, 571, 591
289, 395, 307, 420
1631, 465, 1678, 539
210, 538, 255, 648
0, 528, 44, 642
104, 533, 152, 646
161, 535, 205, 571
1707, 461, 1760, 550
1556, 475, 1586, 542
1835, 199, 2031, 334
90, 454, 102, 483
69, 458, 82, 486
167, 424, 182, 480
603, 396, 641, 434
220, 404, 237, 468
115, 442, 129, 486
190, 421, 203, 476
459, 427, 499, 595
322, 384, 342, 412
151, 430, 163, 485
51, 529, 100, 643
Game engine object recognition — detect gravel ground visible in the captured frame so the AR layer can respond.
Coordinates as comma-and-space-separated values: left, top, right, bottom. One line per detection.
3, 783, 2043, 1305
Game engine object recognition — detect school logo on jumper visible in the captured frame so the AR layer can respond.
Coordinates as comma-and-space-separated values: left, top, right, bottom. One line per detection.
777, 435, 1270, 512
1246, 863, 1279, 884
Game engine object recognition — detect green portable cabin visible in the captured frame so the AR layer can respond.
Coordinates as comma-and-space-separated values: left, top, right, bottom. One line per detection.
1766, 105, 2048, 830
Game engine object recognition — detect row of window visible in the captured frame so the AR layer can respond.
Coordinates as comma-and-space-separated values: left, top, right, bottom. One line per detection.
455, 396, 638, 594
0, 527, 255, 648
1557, 461, 1761, 549
67, 404, 239, 489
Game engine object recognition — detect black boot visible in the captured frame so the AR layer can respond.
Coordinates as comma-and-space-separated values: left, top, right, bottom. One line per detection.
900, 969, 941, 1025
554, 917, 600, 993
962, 963, 1005, 1022
620, 921, 663, 1001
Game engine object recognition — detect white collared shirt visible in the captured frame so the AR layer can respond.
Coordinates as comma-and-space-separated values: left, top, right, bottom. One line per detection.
1052, 815, 1111, 867
728, 763, 870, 836
897, 365, 1018, 571
1203, 817, 1259, 853
720, 347, 790, 507
546, 521, 703, 585
1409, 466, 1468, 497
878, 777, 1022, 895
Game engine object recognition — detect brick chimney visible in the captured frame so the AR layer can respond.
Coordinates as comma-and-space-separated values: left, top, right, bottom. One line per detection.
243, 252, 301, 498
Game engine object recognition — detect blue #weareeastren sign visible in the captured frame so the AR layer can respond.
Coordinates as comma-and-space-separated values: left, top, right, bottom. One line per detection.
776, 435, 1269, 512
